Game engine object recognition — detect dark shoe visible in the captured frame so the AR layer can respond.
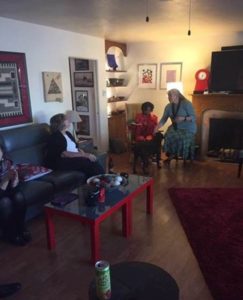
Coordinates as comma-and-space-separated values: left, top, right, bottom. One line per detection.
21, 230, 32, 243
0, 282, 21, 298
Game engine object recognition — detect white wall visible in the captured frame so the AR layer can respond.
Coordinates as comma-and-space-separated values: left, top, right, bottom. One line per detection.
0, 17, 108, 151
123, 32, 243, 131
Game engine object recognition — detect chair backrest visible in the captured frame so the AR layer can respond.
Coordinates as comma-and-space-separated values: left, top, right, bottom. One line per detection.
125, 103, 142, 146
125, 103, 141, 124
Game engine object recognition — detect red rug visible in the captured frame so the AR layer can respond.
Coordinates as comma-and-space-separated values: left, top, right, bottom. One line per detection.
168, 188, 243, 300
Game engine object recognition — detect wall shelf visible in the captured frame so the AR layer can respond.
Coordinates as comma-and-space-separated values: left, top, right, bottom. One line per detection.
108, 97, 127, 103
106, 84, 126, 88
106, 70, 126, 73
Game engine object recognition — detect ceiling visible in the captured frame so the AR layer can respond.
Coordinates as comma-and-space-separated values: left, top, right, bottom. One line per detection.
0, 0, 243, 42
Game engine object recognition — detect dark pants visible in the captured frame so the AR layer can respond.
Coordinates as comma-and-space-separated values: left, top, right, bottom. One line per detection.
58, 157, 105, 178
0, 191, 26, 239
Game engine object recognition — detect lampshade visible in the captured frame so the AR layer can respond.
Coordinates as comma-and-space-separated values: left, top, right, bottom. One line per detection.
66, 110, 82, 123
166, 81, 184, 94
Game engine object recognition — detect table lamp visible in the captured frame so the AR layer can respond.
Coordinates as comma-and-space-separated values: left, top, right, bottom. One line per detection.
166, 81, 184, 94
66, 110, 82, 140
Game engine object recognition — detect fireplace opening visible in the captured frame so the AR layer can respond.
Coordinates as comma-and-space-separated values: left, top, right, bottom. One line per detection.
207, 118, 243, 160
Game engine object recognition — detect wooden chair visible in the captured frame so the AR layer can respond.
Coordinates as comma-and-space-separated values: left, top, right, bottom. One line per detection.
125, 103, 163, 172
125, 103, 141, 150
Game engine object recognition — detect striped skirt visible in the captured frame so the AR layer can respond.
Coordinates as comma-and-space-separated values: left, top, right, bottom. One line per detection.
163, 126, 195, 160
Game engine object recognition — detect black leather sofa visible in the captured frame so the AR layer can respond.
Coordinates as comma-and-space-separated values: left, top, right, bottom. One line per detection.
0, 123, 107, 220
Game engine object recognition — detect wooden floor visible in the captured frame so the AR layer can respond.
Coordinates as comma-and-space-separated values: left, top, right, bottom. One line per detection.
0, 153, 242, 300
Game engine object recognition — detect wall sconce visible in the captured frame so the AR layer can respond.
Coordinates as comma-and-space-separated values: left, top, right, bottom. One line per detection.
166, 81, 184, 94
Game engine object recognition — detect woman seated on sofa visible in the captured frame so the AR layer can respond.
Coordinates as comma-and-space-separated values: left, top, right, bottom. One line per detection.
46, 113, 105, 177
134, 101, 158, 142
0, 145, 31, 246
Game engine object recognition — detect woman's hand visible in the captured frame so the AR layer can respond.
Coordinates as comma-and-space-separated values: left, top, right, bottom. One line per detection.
84, 153, 97, 162
0, 172, 10, 190
174, 116, 186, 123
9, 167, 19, 188
62, 150, 97, 161
153, 124, 161, 135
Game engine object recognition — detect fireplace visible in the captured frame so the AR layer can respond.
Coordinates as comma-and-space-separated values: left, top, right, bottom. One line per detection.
192, 94, 243, 159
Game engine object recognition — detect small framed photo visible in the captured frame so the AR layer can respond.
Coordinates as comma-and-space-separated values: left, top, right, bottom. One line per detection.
160, 62, 182, 89
42, 72, 63, 102
75, 59, 89, 71
138, 64, 157, 89
77, 115, 90, 136
75, 90, 89, 112
74, 72, 94, 87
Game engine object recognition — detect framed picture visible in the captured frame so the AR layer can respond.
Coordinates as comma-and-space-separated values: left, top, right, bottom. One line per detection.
75, 90, 89, 112
77, 115, 90, 136
138, 64, 157, 89
42, 72, 63, 102
160, 62, 182, 89
75, 59, 89, 71
74, 72, 94, 87
0, 51, 32, 127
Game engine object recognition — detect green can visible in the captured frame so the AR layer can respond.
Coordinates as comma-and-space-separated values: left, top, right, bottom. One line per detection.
95, 260, 111, 300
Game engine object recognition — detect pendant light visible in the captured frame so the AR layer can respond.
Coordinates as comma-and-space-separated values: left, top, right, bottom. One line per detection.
188, 0, 192, 35
146, 0, 149, 22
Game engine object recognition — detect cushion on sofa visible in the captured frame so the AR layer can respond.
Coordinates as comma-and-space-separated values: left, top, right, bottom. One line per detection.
16, 163, 52, 181
0, 123, 50, 166
18, 180, 54, 207
38, 170, 86, 192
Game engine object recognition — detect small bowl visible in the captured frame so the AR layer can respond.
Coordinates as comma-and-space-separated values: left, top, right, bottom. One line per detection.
107, 78, 124, 87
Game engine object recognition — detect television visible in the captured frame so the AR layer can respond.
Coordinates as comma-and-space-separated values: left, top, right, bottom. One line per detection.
209, 50, 243, 94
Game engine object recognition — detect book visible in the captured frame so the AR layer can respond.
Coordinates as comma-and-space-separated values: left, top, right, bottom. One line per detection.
51, 193, 78, 207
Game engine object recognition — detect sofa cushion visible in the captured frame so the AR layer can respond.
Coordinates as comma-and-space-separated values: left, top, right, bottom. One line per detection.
38, 170, 86, 193
0, 123, 50, 166
18, 180, 54, 207
16, 163, 52, 181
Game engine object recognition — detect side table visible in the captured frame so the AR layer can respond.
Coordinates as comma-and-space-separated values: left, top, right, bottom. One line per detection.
89, 261, 179, 300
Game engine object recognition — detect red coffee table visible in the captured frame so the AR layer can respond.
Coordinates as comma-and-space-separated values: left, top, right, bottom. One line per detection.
44, 175, 154, 263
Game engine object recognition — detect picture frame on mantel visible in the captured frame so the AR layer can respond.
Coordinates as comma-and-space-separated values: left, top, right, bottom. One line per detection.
0, 51, 32, 128
160, 62, 182, 90
138, 64, 157, 89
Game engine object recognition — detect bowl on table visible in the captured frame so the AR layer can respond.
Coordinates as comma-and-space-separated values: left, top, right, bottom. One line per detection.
87, 174, 127, 190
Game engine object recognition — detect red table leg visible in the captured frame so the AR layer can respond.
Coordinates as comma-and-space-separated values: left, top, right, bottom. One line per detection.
146, 182, 154, 215
45, 208, 56, 250
90, 221, 100, 264
122, 201, 132, 237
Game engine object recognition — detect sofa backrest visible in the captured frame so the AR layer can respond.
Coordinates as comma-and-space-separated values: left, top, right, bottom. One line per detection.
0, 123, 51, 166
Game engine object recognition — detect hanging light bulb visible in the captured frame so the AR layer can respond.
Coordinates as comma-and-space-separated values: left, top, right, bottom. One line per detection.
145, 0, 149, 22
188, 0, 192, 35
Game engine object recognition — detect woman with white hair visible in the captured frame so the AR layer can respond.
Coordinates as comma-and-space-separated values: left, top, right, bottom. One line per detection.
154, 89, 197, 164
45, 113, 105, 177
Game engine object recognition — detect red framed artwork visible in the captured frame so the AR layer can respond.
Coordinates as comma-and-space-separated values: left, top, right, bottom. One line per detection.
0, 51, 32, 127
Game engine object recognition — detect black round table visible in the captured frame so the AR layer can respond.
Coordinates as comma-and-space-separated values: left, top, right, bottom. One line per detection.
89, 261, 179, 300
